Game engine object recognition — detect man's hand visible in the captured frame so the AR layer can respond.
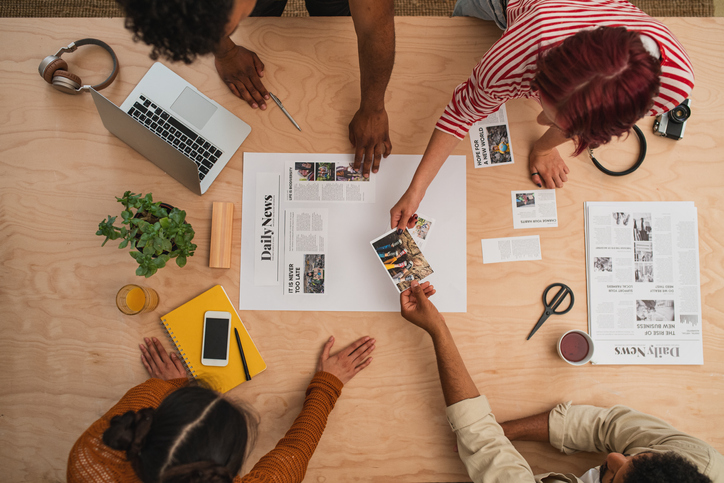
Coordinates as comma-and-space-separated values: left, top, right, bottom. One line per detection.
139, 337, 187, 381
214, 39, 269, 110
317, 335, 375, 384
529, 146, 570, 189
349, 106, 392, 177
400, 280, 442, 334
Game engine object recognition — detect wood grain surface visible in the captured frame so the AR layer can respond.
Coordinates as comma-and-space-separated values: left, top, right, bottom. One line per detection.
1, 17, 723, 483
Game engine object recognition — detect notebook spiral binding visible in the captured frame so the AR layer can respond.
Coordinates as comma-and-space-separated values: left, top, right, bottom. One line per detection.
161, 318, 198, 378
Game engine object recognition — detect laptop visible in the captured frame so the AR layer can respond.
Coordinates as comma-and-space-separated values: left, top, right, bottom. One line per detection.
91, 62, 251, 195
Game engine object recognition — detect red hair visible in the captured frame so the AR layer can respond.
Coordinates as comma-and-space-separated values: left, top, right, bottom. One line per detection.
533, 27, 661, 155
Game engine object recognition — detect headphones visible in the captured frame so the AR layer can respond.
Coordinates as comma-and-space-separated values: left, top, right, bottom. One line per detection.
38, 38, 119, 94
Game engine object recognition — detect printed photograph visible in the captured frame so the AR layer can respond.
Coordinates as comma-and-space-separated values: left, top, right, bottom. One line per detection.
680, 314, 699, 326
486, 125, 513, 165
303, 254, 325, 294
515, 192, 536, 208
634, 242, 653, 262
593, 257, 612, 272
412, 215, 433, 241
371, 229, 434, 293
613, 212, 631, 226
633, 213, 652, 241
316, 162, 335, 181
336, 164, 368, 182
295, 162, 315, 181
634, 263, 654, 283
636, 299, 675, 322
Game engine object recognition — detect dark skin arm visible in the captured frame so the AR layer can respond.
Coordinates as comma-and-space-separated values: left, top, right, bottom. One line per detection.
400, 281, 480, 406
214, 35, 270, 110
348, 0, 395, 177
499, 410, 550, 442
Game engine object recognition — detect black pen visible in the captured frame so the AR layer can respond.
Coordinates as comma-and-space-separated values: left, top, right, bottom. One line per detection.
234, 328, 251, 381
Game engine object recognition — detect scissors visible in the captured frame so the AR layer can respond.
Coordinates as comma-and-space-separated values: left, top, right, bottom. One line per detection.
527, 283, 574, 340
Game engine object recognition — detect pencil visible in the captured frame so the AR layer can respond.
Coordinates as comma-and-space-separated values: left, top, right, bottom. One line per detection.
234, 328, 251, 381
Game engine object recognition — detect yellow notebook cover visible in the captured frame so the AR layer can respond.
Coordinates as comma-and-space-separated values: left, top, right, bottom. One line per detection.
160, 285, 266, 392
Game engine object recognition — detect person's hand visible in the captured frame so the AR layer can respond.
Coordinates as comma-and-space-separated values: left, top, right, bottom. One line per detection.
529, 146, 570, 189
390, 188, 423, 233
349, 106, 392, 177
400, 280, 442, 334
214, 41, 269, 110
316, 335, 375, 384
139, 337, 187, 381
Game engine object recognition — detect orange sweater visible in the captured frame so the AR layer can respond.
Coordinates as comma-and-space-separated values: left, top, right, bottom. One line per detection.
67, 372, 343, 483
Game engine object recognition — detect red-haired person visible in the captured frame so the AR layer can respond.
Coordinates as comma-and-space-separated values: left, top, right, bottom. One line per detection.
390, 0, 693, 232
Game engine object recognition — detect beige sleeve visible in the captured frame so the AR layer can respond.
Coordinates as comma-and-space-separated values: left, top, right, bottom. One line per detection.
445, 396, 537, 483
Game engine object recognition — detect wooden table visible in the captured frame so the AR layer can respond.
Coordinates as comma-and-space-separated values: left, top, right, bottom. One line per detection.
1, 16, 723, 483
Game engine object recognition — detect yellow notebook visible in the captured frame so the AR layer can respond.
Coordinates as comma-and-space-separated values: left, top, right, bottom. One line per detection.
160, 285, 266, 393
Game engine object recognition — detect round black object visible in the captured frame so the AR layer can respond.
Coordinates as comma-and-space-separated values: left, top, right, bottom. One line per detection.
668, 103, 691, 123
588, 125, 647, 177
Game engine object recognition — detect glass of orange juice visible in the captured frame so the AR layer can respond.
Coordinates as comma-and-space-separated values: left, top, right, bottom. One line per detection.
116, 284, 159, 315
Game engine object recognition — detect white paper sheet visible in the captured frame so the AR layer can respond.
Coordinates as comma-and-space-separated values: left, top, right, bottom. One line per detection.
481, 235, 541, 264
469, 105, 515, 168
240, 153, 467, 312
511, 190, 558, 229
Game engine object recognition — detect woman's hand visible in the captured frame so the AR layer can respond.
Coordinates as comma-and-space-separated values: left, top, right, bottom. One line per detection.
214, 38, 269, 110
390, 188, 423, 233
529, 146, 570, 188
139, 337, 187, 381
317, 336, 375, 384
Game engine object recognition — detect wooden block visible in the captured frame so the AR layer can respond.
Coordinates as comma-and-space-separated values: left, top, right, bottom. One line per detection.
209, 202, 234, 268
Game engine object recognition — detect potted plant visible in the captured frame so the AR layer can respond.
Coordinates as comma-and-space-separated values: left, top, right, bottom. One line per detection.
96, 191, 197, 277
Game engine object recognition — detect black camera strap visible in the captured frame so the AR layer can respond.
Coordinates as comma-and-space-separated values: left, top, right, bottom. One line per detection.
588, 125, 647, 177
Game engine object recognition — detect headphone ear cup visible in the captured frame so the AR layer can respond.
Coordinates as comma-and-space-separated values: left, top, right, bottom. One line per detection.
52, 70, 83, 91
42, 58, 68, 84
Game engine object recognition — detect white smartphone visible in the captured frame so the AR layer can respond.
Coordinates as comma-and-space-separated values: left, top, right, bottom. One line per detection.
201, 311, 231, 367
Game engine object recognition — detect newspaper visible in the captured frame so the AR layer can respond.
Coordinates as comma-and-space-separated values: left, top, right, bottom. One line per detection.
469, 105, 515, 168
585, 201, 702, 365
285, 160, 375, 202
481, 235, 541, 264
254, 173, 281, 286
511, 190, 558, 229
284, 208, 328, 295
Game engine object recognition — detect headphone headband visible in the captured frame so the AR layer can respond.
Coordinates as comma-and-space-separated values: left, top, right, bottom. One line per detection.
38, 38, 119, 94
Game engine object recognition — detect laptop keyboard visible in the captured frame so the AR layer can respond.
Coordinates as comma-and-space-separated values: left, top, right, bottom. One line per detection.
127, 95, 223, 181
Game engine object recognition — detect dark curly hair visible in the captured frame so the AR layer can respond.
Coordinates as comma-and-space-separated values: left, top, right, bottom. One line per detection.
116, 0, 235, 64
103, 384, 257, 483
623, 451, 712, 483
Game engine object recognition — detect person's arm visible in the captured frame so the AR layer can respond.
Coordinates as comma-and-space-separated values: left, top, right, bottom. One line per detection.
214, 36, 270, 110
499, 410, 550, 442
390, 129, 461, 232
400, 283, 537, 482
241, 336, 375, 483
348, 0, 395, 177
529, 126, 571, 189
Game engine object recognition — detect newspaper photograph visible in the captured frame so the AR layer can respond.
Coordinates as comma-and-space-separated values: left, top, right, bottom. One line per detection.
585, 201, 702, 364
481, 235, 541, 264
285, 161, 375, 202
371, 229, 434, 292
410, 213, 435, 249
284, 208, 328, 295
511, 190, 558, 229
469, 104, 515, 168
254, 173, 281, 286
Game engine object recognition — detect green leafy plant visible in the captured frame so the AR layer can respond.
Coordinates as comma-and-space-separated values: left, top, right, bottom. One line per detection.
96, 191, 197, 278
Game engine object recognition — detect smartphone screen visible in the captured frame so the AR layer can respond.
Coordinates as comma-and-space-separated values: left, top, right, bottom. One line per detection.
202, 317, 230, 360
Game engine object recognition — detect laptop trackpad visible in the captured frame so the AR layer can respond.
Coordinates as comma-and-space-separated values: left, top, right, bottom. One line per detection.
171, 87, 217, 130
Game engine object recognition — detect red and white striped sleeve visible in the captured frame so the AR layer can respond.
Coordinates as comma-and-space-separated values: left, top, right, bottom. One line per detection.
435, 0, 694, 140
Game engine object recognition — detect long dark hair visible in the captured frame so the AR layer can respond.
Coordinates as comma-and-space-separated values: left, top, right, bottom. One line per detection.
103, 385, 255, 483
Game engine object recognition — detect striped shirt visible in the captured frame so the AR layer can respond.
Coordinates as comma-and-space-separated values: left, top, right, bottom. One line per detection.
436, 0, 695, 139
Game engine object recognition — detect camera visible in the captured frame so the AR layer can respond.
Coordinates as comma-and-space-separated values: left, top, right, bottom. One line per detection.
653, 99, 691, 140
